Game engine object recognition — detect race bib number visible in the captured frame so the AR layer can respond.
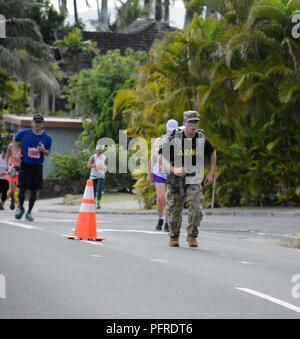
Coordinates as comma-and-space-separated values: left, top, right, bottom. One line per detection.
28, 147, 40, 159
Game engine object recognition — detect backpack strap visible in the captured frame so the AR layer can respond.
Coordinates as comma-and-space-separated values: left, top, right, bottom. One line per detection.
197, 129, 206, 139
173, 128, 206, 141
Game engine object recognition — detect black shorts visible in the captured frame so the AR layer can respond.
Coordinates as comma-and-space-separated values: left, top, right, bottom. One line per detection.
18, 163, 43, 190
0, 179, 9, 199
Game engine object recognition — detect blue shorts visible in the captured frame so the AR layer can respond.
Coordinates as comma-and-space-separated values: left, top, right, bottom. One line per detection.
153, 174, 166, 184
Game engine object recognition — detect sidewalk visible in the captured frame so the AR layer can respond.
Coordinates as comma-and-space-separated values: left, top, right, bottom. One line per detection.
36, 197, 300, 217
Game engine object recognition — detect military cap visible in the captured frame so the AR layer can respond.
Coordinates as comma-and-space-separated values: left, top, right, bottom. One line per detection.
183, 111, 200, 122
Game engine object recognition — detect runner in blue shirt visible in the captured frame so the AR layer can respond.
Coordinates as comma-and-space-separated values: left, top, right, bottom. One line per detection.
14, 114, 52, 221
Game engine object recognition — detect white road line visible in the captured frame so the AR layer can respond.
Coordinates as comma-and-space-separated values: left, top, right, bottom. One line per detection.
90, 255, 102, 258
241, 261, 256, 265
0, 220, 43, 230
69, 228, 168, 235
97, 229, 169, 235
3, 219, 111, 224
236, 288, 300, 314
82, 240, 104, 246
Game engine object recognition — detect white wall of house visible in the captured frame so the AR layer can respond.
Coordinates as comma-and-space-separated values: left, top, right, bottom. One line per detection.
43, 127, 82, 178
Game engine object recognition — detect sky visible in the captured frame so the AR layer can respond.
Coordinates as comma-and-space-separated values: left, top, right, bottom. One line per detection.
50, 0, 185, 13
50, 0, 186, 29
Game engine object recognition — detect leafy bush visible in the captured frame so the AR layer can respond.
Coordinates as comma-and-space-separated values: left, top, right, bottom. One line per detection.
54, 28, 98, 55
133, 174, 156, 209
51, 151, 90, 194
51, 146, 136, 194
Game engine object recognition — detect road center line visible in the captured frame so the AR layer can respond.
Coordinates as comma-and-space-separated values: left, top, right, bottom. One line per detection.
0, 220, 43, 230
236, 287, 300, 314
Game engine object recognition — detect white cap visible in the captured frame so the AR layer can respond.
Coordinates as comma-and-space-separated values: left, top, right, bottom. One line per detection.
166, 119, 179, 132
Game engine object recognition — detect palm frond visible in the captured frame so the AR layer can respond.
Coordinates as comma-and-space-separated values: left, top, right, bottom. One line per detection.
3, 38, 52, 60
0, 0, 40, 17
278, 79, 300, 103
0, 45, 22, 75
287, 0, 300, 10
248, 2, 289, 28
6, 18, 43, 42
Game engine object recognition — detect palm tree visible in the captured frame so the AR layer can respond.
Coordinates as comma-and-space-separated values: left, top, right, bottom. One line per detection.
58, 0, 68, 15
155, 0, 163, 21
164, 0, 170, 23
100, 0, 109, 28
59, 0, 91, 26
183, 0, 203, 27
89, 0, 108, 31
156, 0, 172, 23
96, 0, 101, 22
0, 0, 59, 92
191, 0, 255, 22
73, 0, 79, 24
114, 0, 300, 206
114, 0, 150, 31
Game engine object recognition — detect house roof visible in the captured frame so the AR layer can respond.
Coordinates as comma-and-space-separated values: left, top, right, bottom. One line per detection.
3, 115, 83, 130
119, 18, 174, 35
54, 19, 176, 76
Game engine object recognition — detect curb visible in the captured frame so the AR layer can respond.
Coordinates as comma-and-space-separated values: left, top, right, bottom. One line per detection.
38, 209, 157, 215
37, 208, 300, 217
280, 234, 300, 249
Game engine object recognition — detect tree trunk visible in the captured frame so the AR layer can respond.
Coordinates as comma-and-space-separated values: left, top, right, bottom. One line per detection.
184, 2, 204, 27
164, 0, 170, 23
59, 0, 68, 15
205, 6, 212, 19
96, 0, 101, 22
155, 0, 163, 22
73, 0, 79, 24
100, 0, 109, 28
184, 8, 193, 27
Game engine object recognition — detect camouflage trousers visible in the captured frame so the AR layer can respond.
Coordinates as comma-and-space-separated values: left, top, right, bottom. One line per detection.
166, 183, 204, 238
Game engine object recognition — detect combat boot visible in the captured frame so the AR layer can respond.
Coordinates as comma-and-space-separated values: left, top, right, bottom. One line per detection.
164, 222, 170, 232
187, 235, 198, 248
169, 235, 179, 247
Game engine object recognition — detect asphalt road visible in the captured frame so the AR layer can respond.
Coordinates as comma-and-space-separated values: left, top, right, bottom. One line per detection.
0, 210, 300, 319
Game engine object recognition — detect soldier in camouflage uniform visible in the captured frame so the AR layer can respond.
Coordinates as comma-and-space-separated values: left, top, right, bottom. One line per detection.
160, 111, 217, 248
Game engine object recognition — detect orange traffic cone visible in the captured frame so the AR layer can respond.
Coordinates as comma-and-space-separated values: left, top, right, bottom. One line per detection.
67, 179, 105, 241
